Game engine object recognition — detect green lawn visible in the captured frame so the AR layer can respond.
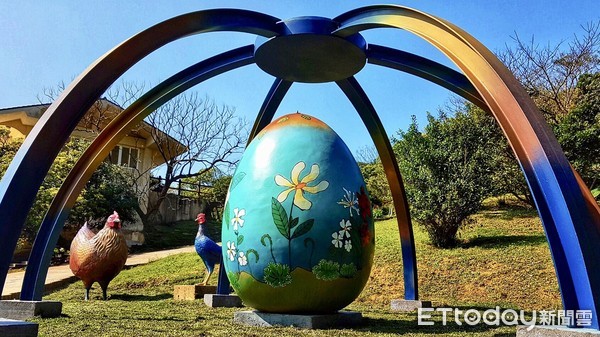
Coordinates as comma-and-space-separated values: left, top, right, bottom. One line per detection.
34, 202, 559, 336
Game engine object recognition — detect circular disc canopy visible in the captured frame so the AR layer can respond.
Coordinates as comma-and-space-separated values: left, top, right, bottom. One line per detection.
254, 17, 367, 83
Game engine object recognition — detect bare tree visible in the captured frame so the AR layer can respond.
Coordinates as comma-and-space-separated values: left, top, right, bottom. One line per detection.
39, 81, 246, 226
38, 80, 146, 134
485, 21, 600, 207
499, 21, 600, 124
355, 145, 379, 164
140, 92, 247, 224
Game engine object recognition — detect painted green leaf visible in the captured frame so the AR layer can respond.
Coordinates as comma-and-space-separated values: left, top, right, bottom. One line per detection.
229, 172, 246, 191
246, 249, 259, 263
227, 271, 241, 290
261, 234, 272, 247
237, 235, 244, 246
271, 197, 289, 239
350, 232, 362, 256
223, 202, 231, 230
291, 219, 314, 239
289, 217, 299, 230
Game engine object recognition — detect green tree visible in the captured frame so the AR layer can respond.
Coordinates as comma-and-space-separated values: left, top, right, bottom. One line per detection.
556, 73, 600, 193
393, 109, 497, 248
41, 82, 246, 226
0, 133, 137, 242
0, 126, 21, 173
358, 161, 392, 216
180, 168, 232, 219
355, 145, 393, 217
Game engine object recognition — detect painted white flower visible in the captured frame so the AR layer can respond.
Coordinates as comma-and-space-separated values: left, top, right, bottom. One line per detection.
231, 208, 245, 231
238, 251, 248, 266
337, 188, 359, 216
275, 161, 329, 210
226, 241, 237, 261
339, 219, 352, 238
344, 239, 353, 252
331, 231, 343, 248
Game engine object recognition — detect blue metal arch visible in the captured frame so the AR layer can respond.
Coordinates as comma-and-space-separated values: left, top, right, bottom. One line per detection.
334, 5, 600, 329
366, 44, 487, 111
336, 77, 418, 299
21, 45, 256, 300
248, 78, 294, 144
0, 7, 596, 331
18, 41, 491, 301
0, 8, 281, 294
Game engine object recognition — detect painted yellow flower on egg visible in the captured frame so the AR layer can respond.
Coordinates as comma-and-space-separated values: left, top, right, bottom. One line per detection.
275, 161, 329, 210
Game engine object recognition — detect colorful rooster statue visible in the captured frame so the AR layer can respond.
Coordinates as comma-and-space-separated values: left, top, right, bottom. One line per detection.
69, 211, 128, 300
194, 213, 221, 285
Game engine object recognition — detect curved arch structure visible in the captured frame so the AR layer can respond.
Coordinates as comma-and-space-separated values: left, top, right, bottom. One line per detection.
20, 43, 482, 301
333, 5, 600, 328
0, 8, 281, 297
0, 6, 597, 329
20, 45, 257, 300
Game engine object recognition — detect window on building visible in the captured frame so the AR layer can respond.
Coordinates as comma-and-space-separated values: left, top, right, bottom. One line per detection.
107, 146, 139, 169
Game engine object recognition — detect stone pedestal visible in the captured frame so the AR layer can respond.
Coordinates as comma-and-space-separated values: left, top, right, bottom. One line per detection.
517, 325, 600, 336
233, 310, 362, 329
173, 285, 217, 301
0, 319, 38, 337
0, 300, 62, 320
203, 294, 243, 308
390, 299, 432, 311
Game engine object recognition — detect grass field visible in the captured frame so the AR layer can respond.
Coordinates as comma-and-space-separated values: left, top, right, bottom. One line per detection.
33, 201, 560, 336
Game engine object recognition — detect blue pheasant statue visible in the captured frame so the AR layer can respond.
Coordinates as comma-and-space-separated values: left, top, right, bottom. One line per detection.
194, 213, 221, 285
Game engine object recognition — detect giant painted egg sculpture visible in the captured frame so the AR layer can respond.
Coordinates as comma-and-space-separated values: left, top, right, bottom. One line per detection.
222, 113, 374, 313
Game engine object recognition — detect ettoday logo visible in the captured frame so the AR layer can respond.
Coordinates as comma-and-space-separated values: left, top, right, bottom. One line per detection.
417, 307, 593, 330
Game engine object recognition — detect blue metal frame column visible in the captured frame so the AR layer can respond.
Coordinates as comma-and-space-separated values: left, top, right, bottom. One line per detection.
336, 77, 418, 300
367, 44, 487, 111
248, 79, 294, 144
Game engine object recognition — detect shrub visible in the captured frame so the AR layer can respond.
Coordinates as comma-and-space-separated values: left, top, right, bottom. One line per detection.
393, 109, 497, 248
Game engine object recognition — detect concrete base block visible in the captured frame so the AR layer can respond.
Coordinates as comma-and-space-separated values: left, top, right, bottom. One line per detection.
203, 294, 243, 308
0, 319, 38, 337
390, 299, 432, 311
173, 285, 217, 301
0, 300, 62, 320
233, 310, 362, 329
517, 325, 600, 336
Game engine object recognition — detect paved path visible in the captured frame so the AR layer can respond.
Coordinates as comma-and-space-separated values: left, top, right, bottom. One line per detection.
2, 246, 195, 300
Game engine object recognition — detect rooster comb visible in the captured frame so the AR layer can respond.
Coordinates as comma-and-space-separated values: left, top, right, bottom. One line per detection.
107, 211, 120, 223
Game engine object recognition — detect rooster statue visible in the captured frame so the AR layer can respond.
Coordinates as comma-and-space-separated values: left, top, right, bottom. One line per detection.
69, 211, 128, 300
194, 213, 221, 285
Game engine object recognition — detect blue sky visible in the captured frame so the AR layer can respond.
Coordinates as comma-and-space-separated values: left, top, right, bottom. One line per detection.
1, 1, 599, 156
